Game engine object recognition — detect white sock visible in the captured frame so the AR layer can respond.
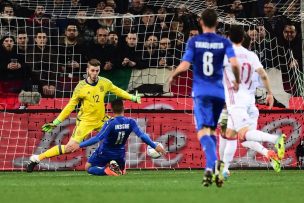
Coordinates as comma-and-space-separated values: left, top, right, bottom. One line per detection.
223, 139, 237, 172
245, 130, 278, 144
219, 135, 227, 160
241, 141, 268, 157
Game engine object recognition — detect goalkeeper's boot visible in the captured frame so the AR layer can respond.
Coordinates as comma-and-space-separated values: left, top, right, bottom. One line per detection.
202, 170, 213, 187
214, 160, 225, 187
26, 155, 40, 173
104, 160, 122, 176
275, 134, 286, 160
267, 150, 281, 172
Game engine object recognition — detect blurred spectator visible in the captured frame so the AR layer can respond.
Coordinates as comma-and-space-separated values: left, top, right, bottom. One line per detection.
57, 23, 87, 97
229, 0, 246, 18
72, 10, 95, 45
137, 8, 161, 42
0, 4, 18, 36
16, 30, 30, 77
279, 24, 302, 70
204, 0, 217, 9
16, 30, 29, 53
108, 31, 119, 47
106, 0, 117, 11
0, 36, 30, 95
247, 28, 258, 47
121, 32, 144, 69
27, 5, 50, 26
93, 6, 117, 31
71, 0, 81, 8
142, 35, 159, 67
156, 7, 169, 31
27, 5, 58, 44
175, 4, 197, 31
251, 25, 278, 70
117, 13, 137, 37
27, 30, 57, 97
128, 0, 146, 15
158, 37, 174, 67
262, 1, 284, 38
169, 21, 184, 61
96, 1, 106, 14
88, 27, 118, 72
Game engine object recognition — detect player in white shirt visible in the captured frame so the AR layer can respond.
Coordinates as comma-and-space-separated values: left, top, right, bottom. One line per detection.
221, 25, 286, 178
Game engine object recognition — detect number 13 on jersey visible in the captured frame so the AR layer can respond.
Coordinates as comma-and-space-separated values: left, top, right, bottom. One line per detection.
202, 52, 214, 76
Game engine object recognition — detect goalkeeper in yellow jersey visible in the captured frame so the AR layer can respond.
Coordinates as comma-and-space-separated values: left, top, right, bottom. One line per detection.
26, 59, 141, 172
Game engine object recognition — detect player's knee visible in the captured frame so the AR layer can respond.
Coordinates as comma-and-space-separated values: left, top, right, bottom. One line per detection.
238, 128, 249, 142
225, 128, 237, 140
197, 127, 211, 139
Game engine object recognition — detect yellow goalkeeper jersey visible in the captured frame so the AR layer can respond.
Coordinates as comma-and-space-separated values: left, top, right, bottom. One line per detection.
56, 76, 132, 123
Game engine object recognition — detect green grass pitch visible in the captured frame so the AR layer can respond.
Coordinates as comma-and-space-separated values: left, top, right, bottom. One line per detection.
0, 170, 303, 203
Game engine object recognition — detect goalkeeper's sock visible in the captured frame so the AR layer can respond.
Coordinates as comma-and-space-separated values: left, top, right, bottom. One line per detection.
87, 166, 106, 176
245, 130, 278, 144
219, 135, 227, 160
38, 145, 66, 161
200, 135, 217, 171
223, 139, 237, 172
241, 141, 268, 157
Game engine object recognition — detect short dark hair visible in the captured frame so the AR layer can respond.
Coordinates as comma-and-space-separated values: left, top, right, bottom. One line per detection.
65, 23, 78, 30
201, 9, 218, 28
229, 24, 244, 44
109, 31, 118, 35
0, 35, 15, 44
88, 59, 101, 67
242, 33, 251, 49
111, 99, 124, 114
34, 29, 47, 37
18, 29, 27, 35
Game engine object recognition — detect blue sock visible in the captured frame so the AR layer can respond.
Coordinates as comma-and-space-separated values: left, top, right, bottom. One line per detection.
200, 135, 218, 171
87, 166, 106, 176
210, 135, 217, 145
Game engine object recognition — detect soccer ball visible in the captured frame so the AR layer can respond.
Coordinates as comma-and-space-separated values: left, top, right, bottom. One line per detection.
147, 142, 163, 159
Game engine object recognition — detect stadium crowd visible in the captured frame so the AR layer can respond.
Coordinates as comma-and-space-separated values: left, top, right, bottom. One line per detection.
0, 0, 302, 108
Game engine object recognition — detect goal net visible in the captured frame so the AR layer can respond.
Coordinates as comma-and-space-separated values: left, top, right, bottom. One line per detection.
0, 0, 303, 170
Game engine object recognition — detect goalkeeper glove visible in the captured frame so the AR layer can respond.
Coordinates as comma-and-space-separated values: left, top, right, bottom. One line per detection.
131, 91, 141, 104
42, 119, 61, 133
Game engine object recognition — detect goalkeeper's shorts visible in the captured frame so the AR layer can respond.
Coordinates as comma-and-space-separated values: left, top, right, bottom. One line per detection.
71, 115, 111, 143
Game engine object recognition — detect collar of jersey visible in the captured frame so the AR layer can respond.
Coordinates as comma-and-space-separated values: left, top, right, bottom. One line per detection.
85, 78, 99, 86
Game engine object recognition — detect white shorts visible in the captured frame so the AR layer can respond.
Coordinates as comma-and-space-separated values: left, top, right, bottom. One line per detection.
227, 104, 259, 132
248, 104, 259, 130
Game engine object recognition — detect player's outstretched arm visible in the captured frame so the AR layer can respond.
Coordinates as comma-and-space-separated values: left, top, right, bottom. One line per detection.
256, 68, 274, 109
168, 61, 191, 85
79, 122, 112, 148
42, 119, 61, 133
56, 84, 82, 122
168, 37, 193, 85
109, 82, 141, 103
131, 119, 166, 155
42, 86, 81, 133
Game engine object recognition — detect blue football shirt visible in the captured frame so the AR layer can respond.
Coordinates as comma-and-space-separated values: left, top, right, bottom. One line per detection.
182, 33, 235, 98
79, 116, 157, 154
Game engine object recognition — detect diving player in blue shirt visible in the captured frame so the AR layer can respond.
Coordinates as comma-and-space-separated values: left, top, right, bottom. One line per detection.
79, 99, 166, 176
168, 9, 240, 187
